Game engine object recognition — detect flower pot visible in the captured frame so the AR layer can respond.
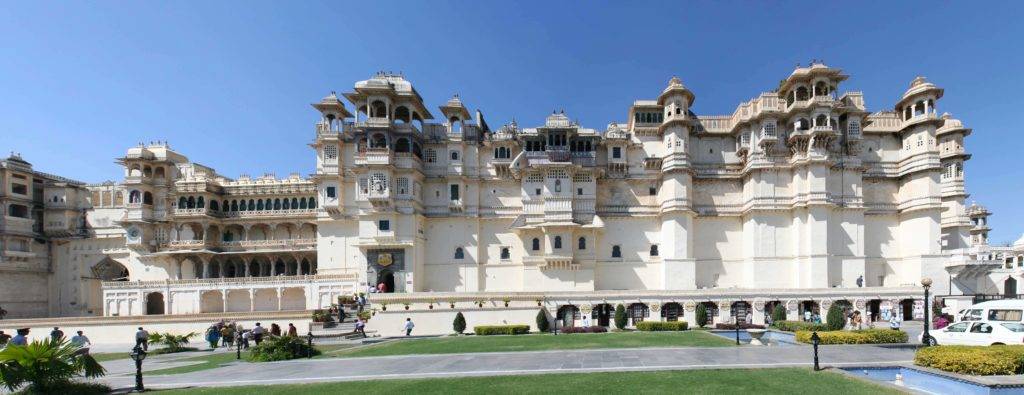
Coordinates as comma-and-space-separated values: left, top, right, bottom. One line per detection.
450, 304, 455, 309
429, 305, 434, 310
504, 302, 509, 307
746, 329, 767, 346
381, 306, 387, 311
404, 305, 410, 310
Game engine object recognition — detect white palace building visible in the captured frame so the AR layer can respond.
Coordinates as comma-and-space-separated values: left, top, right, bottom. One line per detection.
2, 63, 1018, 335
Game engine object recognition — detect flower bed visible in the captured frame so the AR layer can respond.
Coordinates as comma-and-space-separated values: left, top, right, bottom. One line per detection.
794, 329, 908, 344
560, 326, 609, 334
714, 323, 766, 330
473, 325, 531, 336
772, 320, 828, 332
635, 321, 688, 331
914, 345, 1024, 375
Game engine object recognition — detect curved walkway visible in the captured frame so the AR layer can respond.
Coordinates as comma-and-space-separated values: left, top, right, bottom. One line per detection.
99, 344, 917, 390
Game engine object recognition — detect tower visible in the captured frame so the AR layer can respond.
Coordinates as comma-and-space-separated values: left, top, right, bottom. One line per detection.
656, 76, 696, 289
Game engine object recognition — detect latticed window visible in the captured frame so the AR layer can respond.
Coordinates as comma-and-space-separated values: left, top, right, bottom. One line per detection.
397, 177, 409, 195
547, 169, 568, 178
424, 148, 437, 163
324, 144, 338, 160
370, 173, 388, 194
847, 120, 861, 138
741, 132, 751, 146
763, 122, 776, 138
526, 172, 544, 183
572, 173, 592, 183
358, 178, 368, 197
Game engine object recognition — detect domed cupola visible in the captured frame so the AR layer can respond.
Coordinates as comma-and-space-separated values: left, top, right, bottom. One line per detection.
895, 76, 944, 122
657, 76, 695, 110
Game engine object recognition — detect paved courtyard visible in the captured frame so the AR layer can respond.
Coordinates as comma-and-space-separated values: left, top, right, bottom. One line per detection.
98, 343, 918, 390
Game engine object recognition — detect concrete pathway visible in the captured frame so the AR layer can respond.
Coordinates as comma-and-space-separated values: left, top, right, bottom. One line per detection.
99, 344, 917, 390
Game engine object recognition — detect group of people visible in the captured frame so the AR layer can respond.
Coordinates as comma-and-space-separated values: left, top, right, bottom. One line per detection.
204, 321, 302, 349
0, 327, 92, 353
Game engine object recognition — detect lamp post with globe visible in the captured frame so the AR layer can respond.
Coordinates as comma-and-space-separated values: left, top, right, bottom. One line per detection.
129, 345, 147, 392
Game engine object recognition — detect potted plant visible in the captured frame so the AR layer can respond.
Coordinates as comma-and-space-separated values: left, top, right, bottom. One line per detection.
536, 299, 543, 307
448, 299, 456, 309
476, 300, 485, 308
428, 299, 437, 310
380, 302, 388, 311
502, 297, 512, 307
403, 302, 411, 311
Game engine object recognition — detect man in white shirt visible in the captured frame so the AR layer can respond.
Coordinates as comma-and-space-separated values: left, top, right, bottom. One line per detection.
135, 327, 149, 351
403, 318, 415, 336
251, 323, 265, 345
70, 331, 91, 353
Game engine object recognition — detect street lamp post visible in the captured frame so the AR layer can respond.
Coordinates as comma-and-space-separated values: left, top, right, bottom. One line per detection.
810, 331, 821, 371
734, 308, 741, 345
922, 277, 933, 346
236, 336, 241, 360
129, 345, 147, 392
307, 332, 314, 359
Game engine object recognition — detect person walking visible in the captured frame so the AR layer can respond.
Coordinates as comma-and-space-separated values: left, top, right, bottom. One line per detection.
70, 331, 91, 353
355, 318, 367, 338
889, 314, 901, 331
252, 323, 265, 345
241, 329, 251, 349
0, 330, 10, 346
11, 328, 29, 346
50, 327, 65, 342
403, 318, 414, 336
377, 282, 387, 293
205, 326, 221, 349
803, 310, 812, 322
220, 325, 232, 348
270, 323, 281, 337
287, 323, 298, 337
135, 327, 149, 351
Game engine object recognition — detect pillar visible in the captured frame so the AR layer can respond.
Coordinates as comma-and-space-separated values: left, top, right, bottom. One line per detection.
276, 288, 283, 311
249, 289, 255, 312
222, 289, 228, 312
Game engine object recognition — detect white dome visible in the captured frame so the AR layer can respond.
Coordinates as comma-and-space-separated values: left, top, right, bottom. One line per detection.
1013, 233, 1024, 248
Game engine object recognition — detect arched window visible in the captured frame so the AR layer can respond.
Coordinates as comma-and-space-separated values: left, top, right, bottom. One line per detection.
282, 198, 290, 210
795, 86, 809, 101
371, 134, 387, 149
554, 236, 562, 249
257, 200, 264, 210
815, 114, 828, 127
144, 192, 154, 205
309, 197, 316, 208
450, 151, 459, 161
370, 100, 387, 118
178, 197, 187, 209
230, 200, 238, 211
291, 198, 298, 209
500, 247, 510, 260
796, 118, 810, 131
650, 245, 659, 257
222, 200, 228, 212
454, 247, 464, 259
186, 196, 195, 208
299, 198, 307, 209
578, 237, 586, 250
274, 199, 281, 210
247, 199, 255, 211
532, 238, 540, 251
395, 138, 411, 153
612, 245, 621, 258
196, 196, 204, 208
210, 200, 220, 211
394, 106, 410, 123
264, 199, 272, 210
554, 179, 561, 193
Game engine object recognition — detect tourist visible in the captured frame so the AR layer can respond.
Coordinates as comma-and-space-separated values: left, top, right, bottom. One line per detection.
241, 329, 251, 349
11, 328, 29, 346
287, 323, 298, 337
403, 318, 415, 336
70, 330, 91, 352
0, 330, 10, 346
135, 327, 149, 351
270, 323, 281, 337
889, 314, 901, 331
803, 310, 812, 322
366, 284, 376, 294
220, 325, 233, 348
856, 275, 864, 288
765, 314, 774, 327
252, 323, 265, 345
378, 281, 387, 293
745, 312, 753, 325
852, 311, 863, 330
812, 313, 822, 324
205, 325, 221, 349
50, 326, 64, 342
355, 318, 366, 338
582, 314, 591, 327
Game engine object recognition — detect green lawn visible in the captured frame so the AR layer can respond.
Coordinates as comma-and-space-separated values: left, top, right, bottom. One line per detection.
154, 368, 899, 395
334, 331, 733, 358
146, 344, 354, 375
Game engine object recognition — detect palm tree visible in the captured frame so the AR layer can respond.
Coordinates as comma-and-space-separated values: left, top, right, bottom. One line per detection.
0, 338, 106, 393
148, 332, 197, 352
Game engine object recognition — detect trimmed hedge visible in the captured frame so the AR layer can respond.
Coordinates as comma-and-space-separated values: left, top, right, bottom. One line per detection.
636, 321, 689, 331
560, 326, 609, 334
915, 345, 1024, 375
772, 320, 829, 332
247, 336, 321, 362
473, 325, 530, 336
794, 329, 908, 345
714, 323, 766, 330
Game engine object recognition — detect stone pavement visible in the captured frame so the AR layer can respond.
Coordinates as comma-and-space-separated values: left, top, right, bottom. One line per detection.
99, 343, 918, 391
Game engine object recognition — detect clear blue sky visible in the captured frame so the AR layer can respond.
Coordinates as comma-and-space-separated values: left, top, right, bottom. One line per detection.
2, 2, 1022, 243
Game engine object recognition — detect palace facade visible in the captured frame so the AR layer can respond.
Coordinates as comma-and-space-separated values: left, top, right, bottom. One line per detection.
1, 63, 1013, 332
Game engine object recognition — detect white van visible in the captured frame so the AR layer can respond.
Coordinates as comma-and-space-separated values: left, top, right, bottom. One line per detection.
959, 299, 1024, 323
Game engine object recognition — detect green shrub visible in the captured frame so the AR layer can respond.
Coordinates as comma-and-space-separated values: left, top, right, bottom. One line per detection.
247, 336, 320, 362
794, 329, 908, 345
473, 325, 531, 336
614, 304, 627, 330
536, 309, 550, 332
147, 331, 197, 352
311, 310, 334, 323
825, 304, 845, 331
915, 345, 1024, 375
0, 339, 106, 393
636, 321, 688, 331
695, 304, 708, 328
453, 312, 466, 334
771, 305, 787, 323
772, 320, 829, 332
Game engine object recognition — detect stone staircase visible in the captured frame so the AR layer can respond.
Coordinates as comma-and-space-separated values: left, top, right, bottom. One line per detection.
310, 304, 373, 340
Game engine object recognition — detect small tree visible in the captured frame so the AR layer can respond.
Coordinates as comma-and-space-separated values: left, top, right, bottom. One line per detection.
614, 304, 627, 330
535, 309, 550, 332
826, 304, 845, 331
771, 304, 787, 324
0, 339, 107, 393
696, 304, 709, 328
453, 312, 466, 334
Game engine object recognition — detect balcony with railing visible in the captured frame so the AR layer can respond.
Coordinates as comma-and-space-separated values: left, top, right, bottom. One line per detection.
570, 151, 596, 167
174, 207, 220, 218
316, 121, 352, 135
220, 208, 317, 219
356, 117, 392, 129
355, 148, 392, 166
125, 203, 153, 221
219, 238, 316, 252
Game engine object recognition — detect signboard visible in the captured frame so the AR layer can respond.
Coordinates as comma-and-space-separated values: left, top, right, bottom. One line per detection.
913, 300, 925, 320
880, 301, 893, 321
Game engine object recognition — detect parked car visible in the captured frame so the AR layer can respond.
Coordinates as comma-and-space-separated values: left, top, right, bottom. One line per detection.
958, 300, 1024, 323
922, 320, 1024, 346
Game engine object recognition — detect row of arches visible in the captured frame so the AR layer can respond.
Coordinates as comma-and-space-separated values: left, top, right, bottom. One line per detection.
187, 255, 317, 279
127, 164, 167, 179
142, 287, 308, 315
900, 99, 936, 121
127, 190, 154, 205
356, 134, 425, 159
173, 222, 316, 244
176, 196, 318, 212
785, 81, 836, 105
